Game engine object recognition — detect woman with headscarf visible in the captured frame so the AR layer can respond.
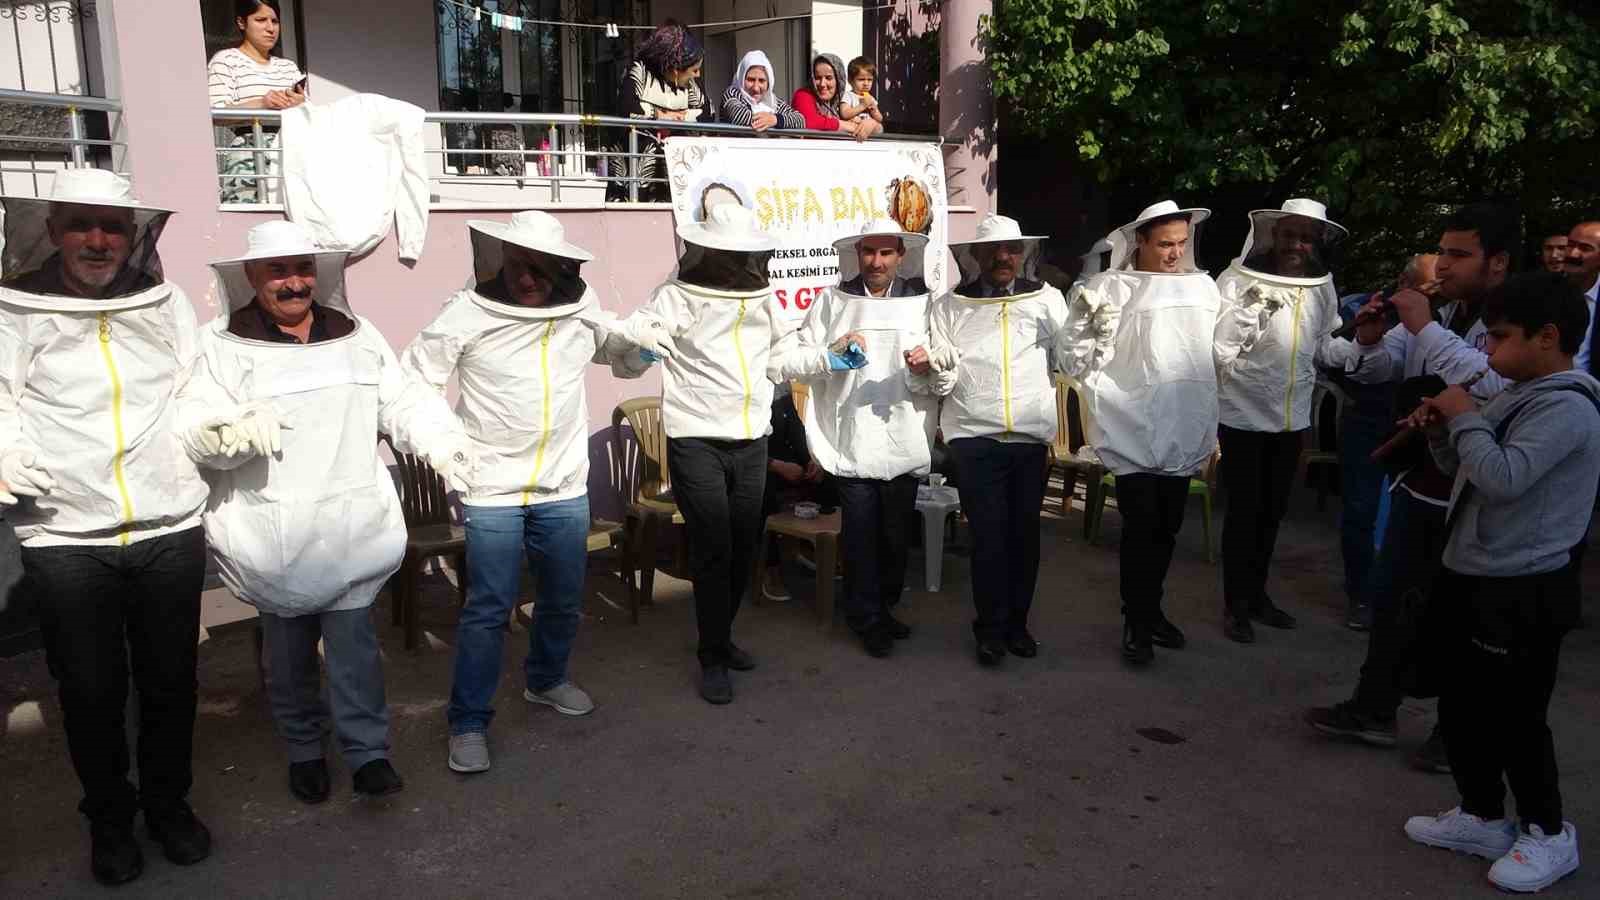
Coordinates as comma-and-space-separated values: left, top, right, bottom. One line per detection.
720, 50, 804, 132
792, 53, 881, 141
606, 22, 708, 202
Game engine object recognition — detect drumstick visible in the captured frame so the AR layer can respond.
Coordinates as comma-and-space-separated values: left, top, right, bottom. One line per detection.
1368, 369, 1489, 463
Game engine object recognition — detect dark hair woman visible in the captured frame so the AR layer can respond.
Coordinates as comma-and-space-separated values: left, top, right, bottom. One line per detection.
606, 22, 708, 201
208, 1, 306, 203
791, 53, 880, 142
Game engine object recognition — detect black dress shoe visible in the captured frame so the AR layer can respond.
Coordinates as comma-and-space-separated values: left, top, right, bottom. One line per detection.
352, 759, 405, 797
726, 643, 757, 671
1121, 622, 1154, 665
700, 665, 733, 705
976, 639, 1007, 667
145, 801, 211, 865
1222, 613, 1256, 644
90, 819, 143, 886
884, 612, 912, 640
1006, 630, 1038, 658
861, 623, 894, 658
1149, 616, 1186, 649
1251, 602, 1297, 630
289, 759, 331, 805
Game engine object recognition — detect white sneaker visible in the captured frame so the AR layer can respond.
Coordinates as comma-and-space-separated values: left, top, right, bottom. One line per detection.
447, 731, 490, 773
1404, 807, 1517, 859
1488, 823, 1580, 893
524, 681, 595, 716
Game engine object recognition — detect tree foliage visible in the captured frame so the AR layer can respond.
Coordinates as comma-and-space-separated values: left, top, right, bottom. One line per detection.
980, 0, 1600, 283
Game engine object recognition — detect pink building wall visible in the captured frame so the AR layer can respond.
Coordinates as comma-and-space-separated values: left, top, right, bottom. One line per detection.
105, 0, 987, 517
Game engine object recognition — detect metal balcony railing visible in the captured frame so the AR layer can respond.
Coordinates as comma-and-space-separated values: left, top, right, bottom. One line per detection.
0, 86, 122, 194
210, 108, 951, 208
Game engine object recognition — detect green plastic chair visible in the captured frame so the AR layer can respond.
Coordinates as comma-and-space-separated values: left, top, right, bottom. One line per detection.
1086, 450, 1219, 564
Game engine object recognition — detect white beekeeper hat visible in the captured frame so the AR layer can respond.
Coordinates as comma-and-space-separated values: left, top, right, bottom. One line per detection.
677, 203, 779, 252
833, 217, 929, 290
1237, 198, 1347, 280
468, 210, 595, 262
950, 214, 1046, 293
1108, 200, 1211, 271
210, 219, 351, 317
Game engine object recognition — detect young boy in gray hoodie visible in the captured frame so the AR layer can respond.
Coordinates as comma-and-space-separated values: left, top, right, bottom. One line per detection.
1400, 271, 1600, 894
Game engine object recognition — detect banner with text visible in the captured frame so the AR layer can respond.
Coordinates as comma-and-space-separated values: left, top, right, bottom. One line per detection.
664, 137, 948, 322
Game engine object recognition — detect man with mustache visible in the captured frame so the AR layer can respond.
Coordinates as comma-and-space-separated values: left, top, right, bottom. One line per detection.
400, 212, 652, 773
1212, 200, 1348, 644
1308, 202, 1518, 772
0, 170, 212, 884
178, 220, 471, 806
773, 220, 939, 657
1563, 221, 1599, 375
1063, 201, 1257, 665
930, 215, 1070, 666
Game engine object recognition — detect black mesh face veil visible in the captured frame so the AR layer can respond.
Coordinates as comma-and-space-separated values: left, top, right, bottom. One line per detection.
676, 242, 773, 292
834, 233, 926, 294
953, 238, 1042, 297
470, 229, 588, 307
212, 252, 352, 319
0, 197, 169, 300
1238, 211, 1345, 280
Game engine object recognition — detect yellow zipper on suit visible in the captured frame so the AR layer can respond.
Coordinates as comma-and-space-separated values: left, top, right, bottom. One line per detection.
732, 298, 752, 439
1000, 301, 1015, 433
520, 321, 557, 505
1283, 287, 1305, 432
96, 313, 135, 546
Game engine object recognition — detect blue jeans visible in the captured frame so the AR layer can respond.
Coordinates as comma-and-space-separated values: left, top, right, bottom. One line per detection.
448, 496, 589, 735
1338, 411, 1388, 607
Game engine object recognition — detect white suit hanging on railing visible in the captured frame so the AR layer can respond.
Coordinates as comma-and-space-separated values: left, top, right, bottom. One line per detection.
280, 93, 430, 261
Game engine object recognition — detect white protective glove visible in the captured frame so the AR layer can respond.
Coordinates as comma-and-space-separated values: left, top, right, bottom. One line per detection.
426, 437, 477, 495
618, 316, 680, 361
0, 449, 56, 505
927, 344, 960, 373
188, 417, 249, 459
232, 408, 289, 458
1090, 302, 1119, 342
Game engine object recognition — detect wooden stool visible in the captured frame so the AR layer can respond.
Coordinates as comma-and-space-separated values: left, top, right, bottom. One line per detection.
753, 510, 841, 633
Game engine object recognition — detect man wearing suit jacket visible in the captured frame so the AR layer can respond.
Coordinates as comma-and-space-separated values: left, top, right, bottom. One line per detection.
953, 238, 1043, 298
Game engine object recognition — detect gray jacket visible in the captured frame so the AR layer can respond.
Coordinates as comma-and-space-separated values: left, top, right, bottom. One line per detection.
1431, 369, 1600, 577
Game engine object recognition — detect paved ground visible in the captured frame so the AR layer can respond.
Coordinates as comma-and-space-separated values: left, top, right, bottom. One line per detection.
3, 488, 1599, 898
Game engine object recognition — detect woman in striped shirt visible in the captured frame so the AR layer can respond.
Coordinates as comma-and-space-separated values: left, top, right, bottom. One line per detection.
719, 50, 804, 133
208, 1, 305, 202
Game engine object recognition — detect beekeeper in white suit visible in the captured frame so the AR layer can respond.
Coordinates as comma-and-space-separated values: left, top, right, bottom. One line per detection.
616, 203, 806, 706
1062, 200, 1263, 666
772, 218, 936, 659
1213, 199, 1347, 644
0, 169, 212, 885
400, 211, 651, 775
176, 220, 471, 806
928, 214, 1069, 668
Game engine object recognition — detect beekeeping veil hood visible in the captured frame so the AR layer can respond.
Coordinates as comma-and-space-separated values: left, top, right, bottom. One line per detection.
1106, 200, 1211, 273
1079, 236, 1114, 280
467, 210, 593, 314
210, 220, 352, 322
0, 168, 172, 312
674, 203, 778, 292
1233, 198, 1347, 285
832, 218, 928, 296
951, 214, 1047, 298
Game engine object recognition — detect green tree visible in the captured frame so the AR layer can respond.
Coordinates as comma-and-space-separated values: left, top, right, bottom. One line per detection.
981, 0, 1600, 283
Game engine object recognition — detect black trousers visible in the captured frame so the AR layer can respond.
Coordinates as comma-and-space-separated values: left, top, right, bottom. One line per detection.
23, 526, 207, 822
949, 438, 1046, 641
1352, 490, 1450, 716
1115, 472, 1192, 625
1436, 565, 1577, 834
1218, 426, 1304, 617
835, 474, 918, 633
668, 436, 768, 668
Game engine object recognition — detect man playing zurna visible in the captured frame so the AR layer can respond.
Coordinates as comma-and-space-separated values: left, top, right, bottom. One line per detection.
401, 212, 652, 774
1212, 199, 1348, 643
177, 220, 471, 806
929, 214, 1071, 667
773, 218, 939, 658
0, 169, 213, 885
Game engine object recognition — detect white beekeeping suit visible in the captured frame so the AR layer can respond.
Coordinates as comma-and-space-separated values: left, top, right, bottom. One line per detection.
1214, 198, 1346, 433
0, 169, 207, 545
772, 218, 938, 479
928, 215, 1071, 444
1062, 200, 1259, 477
176, 221, 467, 616
401, 211, 651, 507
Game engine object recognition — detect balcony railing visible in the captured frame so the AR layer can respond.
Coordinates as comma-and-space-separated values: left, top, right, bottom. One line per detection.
211, 108, 951, 209
0, 86, 122, 195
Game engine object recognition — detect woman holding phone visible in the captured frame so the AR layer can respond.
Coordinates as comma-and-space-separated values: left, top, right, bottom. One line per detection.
207, 0, 305, 201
